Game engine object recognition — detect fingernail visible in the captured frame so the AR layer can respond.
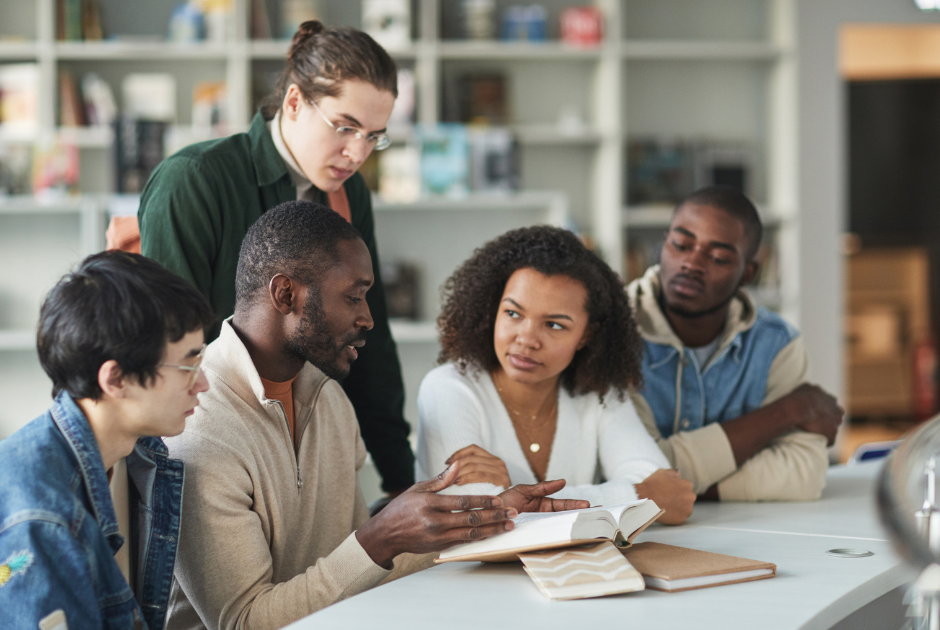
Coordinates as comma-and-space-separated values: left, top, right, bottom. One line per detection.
491, 497, 502, 507
507, 509, 518, 518
504, 521, 514, 531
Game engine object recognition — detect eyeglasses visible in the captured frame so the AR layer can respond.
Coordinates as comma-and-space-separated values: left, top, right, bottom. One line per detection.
159, 344, 206, 390
309, 99, 391, 151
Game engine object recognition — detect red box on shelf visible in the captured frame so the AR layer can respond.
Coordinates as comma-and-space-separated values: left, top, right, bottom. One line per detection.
560, 6, 603, 47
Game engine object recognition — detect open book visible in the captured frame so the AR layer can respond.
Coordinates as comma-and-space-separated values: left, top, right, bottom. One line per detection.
437, 499, 664, 563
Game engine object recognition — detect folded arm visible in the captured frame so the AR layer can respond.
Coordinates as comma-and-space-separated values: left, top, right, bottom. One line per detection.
634, 337, 842, 500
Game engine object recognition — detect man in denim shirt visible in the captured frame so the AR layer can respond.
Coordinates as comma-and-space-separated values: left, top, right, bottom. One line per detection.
628, 187, 844, 502
0, 251, 213, 629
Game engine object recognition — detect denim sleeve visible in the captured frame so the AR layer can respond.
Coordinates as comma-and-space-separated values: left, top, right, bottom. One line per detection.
0, 519, 102, 630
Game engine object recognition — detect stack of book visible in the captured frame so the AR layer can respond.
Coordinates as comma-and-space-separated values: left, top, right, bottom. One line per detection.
438, 499, 776, 601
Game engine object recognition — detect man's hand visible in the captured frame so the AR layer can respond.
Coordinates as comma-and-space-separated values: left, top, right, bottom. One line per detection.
355, 463, 517, 568
498, 479, 590, 514
790, 383, 844, 445
634, 469, 695, 525
446, 444, 511, 488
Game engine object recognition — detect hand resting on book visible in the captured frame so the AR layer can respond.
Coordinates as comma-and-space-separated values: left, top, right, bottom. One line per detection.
355, 461, 589, 569
634, 469, 695, 525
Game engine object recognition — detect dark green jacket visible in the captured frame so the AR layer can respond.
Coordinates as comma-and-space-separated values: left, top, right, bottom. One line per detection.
138, 112, 414, 491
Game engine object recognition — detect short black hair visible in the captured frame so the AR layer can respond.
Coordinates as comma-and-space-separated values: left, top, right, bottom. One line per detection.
38, 251, 214, 400
235, 200, 364, 307
676, 185, 763, 259
438, 225, 643, 401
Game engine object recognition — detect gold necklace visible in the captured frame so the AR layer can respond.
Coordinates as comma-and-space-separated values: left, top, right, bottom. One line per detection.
493, 375, 558, 454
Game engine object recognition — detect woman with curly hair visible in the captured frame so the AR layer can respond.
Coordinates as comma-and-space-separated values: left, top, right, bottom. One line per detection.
415, 226, 695, 524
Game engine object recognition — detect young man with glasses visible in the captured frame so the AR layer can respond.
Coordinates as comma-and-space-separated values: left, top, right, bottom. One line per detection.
138, 22, 415, 506
0, 251, 213, 629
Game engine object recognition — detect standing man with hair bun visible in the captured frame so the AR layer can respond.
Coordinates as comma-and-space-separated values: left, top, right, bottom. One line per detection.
138, 21, 414, 501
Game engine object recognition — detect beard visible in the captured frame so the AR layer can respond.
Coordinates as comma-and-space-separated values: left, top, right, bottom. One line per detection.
286, 289, 367, 380
661, 284, 737, 319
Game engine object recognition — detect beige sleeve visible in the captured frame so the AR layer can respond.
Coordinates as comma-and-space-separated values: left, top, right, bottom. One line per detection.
630, 390, 737, 495
716, 430, 829, 501
762, 336, 809, 405
717, 336, 828, 501
170, 434, 391, 630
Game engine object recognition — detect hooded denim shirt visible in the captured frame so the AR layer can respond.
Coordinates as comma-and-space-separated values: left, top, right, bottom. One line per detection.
0, 392, 183, 630
628, 266, 800, 439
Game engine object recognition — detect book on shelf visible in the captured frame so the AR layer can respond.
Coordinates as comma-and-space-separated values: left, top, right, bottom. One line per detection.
81, 73, 117, 127
32, 142, 79, 195
520, 541, 645, 601
468, 127, 519, 193
82, 0, 103, 40
437, 499, 664, 564
122, 74, 177, 123
0, 64, 39, 136
378, 145, 420, 203
362, 0, 411, 51
250, 0, 272, 39
627, 137, 760, 206
445, 73, 508, 125
59, 71, 86, 128
192, 81, 227, 136
418, 124, 468, 198
115, 117, 166, 194
621, 542, 776, 592
0, 144, 33, 196
387, 68, 415, 128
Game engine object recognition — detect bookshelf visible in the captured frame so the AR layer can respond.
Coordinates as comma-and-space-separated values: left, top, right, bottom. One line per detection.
0, 1, 800, 468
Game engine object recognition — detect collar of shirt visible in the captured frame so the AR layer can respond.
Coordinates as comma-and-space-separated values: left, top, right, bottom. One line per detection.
268, 110, 316, 201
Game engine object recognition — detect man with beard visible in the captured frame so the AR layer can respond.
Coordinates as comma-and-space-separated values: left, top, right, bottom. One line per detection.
627, 186, 844, 502
164, 201, 587, 629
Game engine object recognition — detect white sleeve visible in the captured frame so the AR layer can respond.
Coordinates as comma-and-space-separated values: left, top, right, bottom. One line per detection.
415, 367, 505, 496
549, 395, 669, 506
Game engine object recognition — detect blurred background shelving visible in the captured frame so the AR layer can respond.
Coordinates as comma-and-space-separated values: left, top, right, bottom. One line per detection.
0, 0, 800, 488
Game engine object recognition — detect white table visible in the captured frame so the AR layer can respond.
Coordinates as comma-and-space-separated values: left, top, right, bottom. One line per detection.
289, 462, 913, 630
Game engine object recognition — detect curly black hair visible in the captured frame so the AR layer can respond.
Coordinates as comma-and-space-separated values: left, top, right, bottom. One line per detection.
437, 226, 643, 401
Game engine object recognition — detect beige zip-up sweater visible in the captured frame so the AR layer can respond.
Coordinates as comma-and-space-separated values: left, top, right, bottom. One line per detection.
165, 320, 432, 630
627, 266, 828, 502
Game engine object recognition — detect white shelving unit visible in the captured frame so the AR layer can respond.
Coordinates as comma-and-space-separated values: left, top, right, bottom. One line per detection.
0, 196, 106, 435
0, 0, 799, 442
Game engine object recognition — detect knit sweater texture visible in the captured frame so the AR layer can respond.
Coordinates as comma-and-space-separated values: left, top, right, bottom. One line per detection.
165, 320, 431, 630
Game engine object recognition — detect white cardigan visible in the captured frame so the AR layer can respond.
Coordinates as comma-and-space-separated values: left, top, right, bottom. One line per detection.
415, 363, 669, 506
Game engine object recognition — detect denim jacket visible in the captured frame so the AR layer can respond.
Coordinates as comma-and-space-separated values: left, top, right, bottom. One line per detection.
627, 266, 828, 501
0, 392, 184, 630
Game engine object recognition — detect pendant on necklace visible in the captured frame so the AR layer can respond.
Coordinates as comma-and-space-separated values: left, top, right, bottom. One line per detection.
530, 443, 540, 453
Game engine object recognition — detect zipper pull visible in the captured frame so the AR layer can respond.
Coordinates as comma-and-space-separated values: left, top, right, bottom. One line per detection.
296, 465, 303, 490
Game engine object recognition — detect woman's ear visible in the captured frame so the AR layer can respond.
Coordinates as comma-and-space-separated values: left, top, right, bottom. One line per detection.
97, 360, 127, 399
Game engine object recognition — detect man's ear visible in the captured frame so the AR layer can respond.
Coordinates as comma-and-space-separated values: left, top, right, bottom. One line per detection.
741, 260, 760, 286
282, 84, 303, 121
97, 360, 127, 399
269, 274, 299, 315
